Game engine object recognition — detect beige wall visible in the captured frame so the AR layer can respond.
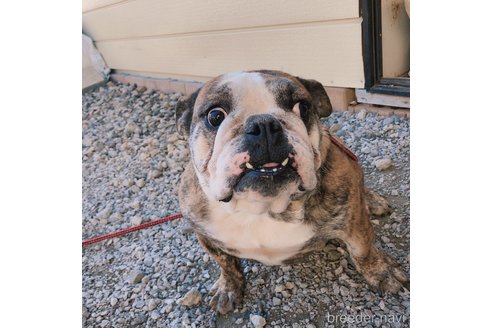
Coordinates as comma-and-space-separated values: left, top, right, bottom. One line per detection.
83, 0, 365, 88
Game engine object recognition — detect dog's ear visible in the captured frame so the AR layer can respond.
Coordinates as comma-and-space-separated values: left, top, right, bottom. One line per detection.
175, 88, 201, 136
295, 77, 332, 118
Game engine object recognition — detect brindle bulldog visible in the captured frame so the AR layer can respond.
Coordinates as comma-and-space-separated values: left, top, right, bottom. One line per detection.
175, 70, 409, 314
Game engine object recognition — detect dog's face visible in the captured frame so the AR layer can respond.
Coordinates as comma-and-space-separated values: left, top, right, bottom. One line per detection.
176, 70, 332, 214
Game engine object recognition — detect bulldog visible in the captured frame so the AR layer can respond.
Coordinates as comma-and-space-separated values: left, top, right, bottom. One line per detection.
175, 70, 409, 314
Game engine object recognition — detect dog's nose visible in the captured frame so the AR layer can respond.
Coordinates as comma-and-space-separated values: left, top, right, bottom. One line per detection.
243, 114, 291, 165
244, 114, 284, 147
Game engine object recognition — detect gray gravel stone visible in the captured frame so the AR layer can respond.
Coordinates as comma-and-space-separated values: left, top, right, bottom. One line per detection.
275, 285, 285, 293
133, 314, 147, 325
150, 310, 160, 320
97, 207, 112, 221
177, 288, 201, 306
250, 314, 266, 328
356, 109, 367, 120
375, 158, 393, 171
108, 212, 122, 223
127, 270, 144, 284
129, 200, 140, 209
340, 286, 350, 297
147, 169, 163, 179
285, 282, 295, 289
82, 305, 89, 320
147, 299, 159, 311
143, 257, 153, 266
131, 216, 143, 227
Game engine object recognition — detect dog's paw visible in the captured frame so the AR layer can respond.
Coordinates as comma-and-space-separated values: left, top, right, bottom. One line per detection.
208, 275, 244, 315
367, 264, 409, 295
356, 249, 409, 295
365, 188, 393, 216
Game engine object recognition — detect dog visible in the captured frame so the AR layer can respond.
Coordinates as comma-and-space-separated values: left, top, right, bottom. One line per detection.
175, 70, 409, 314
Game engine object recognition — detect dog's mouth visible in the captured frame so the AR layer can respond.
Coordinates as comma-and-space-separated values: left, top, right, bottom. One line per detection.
217, 154, 300, 201
243, 157, 292, 176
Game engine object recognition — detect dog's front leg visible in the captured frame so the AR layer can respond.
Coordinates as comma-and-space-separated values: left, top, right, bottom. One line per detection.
196, 234, 245, 314
341, 207, 409, 295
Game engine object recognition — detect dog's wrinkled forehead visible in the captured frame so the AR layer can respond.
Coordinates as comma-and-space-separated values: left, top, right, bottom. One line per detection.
175, 70, 332, 136
193, 71, 311, 116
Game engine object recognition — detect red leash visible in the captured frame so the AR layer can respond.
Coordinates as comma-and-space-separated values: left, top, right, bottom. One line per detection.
82, 213, 183, 247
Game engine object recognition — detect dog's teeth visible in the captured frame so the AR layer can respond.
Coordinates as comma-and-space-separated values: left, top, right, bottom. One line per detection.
272, 168, 277, 172
245, 162, 254, 169
260, 169, 266, 172
281, 158, 289, 166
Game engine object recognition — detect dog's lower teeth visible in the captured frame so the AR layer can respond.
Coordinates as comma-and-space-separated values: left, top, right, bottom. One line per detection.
249, 162, 286, 173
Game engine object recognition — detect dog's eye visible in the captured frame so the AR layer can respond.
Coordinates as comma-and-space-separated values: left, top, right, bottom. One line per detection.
293, 101, 310, 121
207, 108, 227, 127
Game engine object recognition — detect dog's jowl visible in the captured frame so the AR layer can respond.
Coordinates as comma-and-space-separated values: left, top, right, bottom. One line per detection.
175, 70, 409, 314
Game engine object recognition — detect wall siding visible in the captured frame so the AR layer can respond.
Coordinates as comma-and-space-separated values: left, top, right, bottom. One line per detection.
83, 0, 129, 13
83, 0, 364, 88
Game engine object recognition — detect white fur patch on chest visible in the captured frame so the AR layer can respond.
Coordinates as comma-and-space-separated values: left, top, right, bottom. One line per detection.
205, 203, 314, 265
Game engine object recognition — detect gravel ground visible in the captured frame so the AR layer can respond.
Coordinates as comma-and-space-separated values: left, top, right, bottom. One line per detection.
82, 82, 410, 328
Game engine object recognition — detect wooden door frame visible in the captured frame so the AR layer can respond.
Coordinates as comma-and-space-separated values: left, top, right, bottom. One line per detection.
360, 0, 410, 97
